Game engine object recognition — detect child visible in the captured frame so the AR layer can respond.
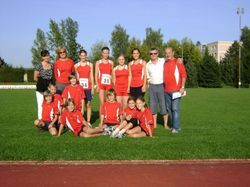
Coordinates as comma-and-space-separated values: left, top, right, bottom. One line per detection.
48, 83, 63, 113
126, 96, 154, 138
99, 88, 122, 135
62, 73, 85, 114
58, 98, 103, 137
111, 96, 138, 138
75, 49, 94, 126
34, 90, 58, 136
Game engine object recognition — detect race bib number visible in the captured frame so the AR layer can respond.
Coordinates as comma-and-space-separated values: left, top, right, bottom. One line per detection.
101, 74, 111, 85
79, 78, 89, 88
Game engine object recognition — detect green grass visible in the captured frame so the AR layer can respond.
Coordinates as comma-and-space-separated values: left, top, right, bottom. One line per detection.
0, 88, 250, 160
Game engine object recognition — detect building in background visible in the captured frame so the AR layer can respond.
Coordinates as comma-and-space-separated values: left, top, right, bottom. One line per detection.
198, 41, 234, 63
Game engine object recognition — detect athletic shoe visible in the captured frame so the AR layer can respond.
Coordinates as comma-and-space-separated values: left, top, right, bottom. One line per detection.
171, 129, 178, 133
102, 127, 112, 136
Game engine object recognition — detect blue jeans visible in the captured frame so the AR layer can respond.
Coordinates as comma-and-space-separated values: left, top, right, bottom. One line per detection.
164, 92, 181, 131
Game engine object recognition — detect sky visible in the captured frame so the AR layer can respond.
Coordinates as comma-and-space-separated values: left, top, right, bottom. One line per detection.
0, 0, 249, 68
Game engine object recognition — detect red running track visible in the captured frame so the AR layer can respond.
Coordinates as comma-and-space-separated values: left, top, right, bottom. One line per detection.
0, 160, 250, 187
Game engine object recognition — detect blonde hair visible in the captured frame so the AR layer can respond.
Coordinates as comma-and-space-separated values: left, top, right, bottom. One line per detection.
56, 47, 67, 60
43, 90, 53, 99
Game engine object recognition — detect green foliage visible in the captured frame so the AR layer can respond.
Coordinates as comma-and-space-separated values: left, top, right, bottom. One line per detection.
110, 25, 129, 62
0, 88, 250, 160
185, 58, 198, 88
0, 66, 25, 82
126, 37, 141, 62
241, 27, 250, 87
88, 41, 108, 64
198, 48, 222, 88
31, 29, 48, 67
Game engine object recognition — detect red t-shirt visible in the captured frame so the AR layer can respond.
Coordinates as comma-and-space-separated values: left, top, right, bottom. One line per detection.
130, 60, 144, 87
101, 101, 122, 124
124, 107, 138, 118
62, 85, 85, 111
137, 108, 154, 135
42, 101, 59, 122
114, 65, 129, 93
60, 110, 84, 136
163, 58, 187, 92
53, 94, 63, 112
98, 60, 112, 86
54, 59, 75, 84
76, 62, 92, 90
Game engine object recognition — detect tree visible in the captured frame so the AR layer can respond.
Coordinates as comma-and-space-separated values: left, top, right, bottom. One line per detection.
198, 48, 222, 88
61, 17, 83, 62
142, 27, 164, 60
110, 24, 129, 61
185, 57, 198, 88
31, 29, 48, 66
126, 37, 141, 62
88, 41, 108, 65
220, 41, 239, 87
47, 19, 65, 58
241, 26, 250, 87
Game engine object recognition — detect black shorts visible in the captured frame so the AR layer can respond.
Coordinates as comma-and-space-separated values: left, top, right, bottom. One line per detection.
41, 121, 59, 131
105, 123, 118, 126
77, 126, 85, 136
130, 86, 145, 99
84, 89, 93, 102
125, 118, 139, 127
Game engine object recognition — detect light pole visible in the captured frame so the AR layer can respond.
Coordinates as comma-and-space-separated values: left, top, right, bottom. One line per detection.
237, 7, 244, 88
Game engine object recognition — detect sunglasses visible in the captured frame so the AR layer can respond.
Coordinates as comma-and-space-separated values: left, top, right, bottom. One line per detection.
59, 51, 66, 54
150, 52, 158, 55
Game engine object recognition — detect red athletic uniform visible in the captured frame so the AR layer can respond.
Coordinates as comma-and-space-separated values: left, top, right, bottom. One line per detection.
53, 94, 63, 112
114, 65, 129, 96
101, 101, 122, 124
54, 59, 74, 84
76, 62, 92, 90
163, 58, 187, 92
137, 108, 154, 135
60, 110, 85, 136
98, 60, 112, 90
124, 107, 138, 118
130, 60, 144, 87
62, 85, 85, 111
42, 102, 59, 122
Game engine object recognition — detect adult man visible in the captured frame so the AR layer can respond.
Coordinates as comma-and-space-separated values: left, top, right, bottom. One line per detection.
164, 47, 187, 133
146, 48, 168, 129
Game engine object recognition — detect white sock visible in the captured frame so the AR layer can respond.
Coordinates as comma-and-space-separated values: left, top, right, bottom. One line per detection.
118, 129, 125, 135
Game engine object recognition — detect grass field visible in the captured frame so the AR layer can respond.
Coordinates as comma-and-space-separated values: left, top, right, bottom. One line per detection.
0, 88, 249, 160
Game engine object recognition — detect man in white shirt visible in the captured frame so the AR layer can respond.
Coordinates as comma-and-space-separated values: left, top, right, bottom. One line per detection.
146, 48, 168, 129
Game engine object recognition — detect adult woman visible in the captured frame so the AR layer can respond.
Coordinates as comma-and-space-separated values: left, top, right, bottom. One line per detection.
128, 48, 147, 99
112, 54, 129, 110
75, 49, 94, 125
95, 47, 113, 115
54, 47, 74, 93
34, 50, 54, 119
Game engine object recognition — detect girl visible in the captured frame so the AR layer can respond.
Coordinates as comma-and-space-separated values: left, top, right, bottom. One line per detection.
128, 48, 147, 99
48, 83, 63, 113
58, 98, 103, 137
95, 47, 113, 117
126, 96, 154, 138
111, 97, 138, 138
34, 50, 54, 119
112, 54, 129, 110
62, 74, 85, 114
34, 90, 58, 136
54, 47, 75, 93
99, 89, 122, 134
75, 49, 94, 125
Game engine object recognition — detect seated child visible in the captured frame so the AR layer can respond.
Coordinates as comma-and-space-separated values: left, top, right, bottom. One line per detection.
99, 88, 122, 135
58, 98, 103, 137
111, 96, 138, 138
34, 90, 58, 136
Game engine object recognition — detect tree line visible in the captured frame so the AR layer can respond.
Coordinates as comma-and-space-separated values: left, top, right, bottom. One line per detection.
1, 17, 250, 87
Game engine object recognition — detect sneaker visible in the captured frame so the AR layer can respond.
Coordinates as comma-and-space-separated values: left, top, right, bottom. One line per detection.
102, 127, 112, 136
116, 132, 126, 139
171, 129, 178, 133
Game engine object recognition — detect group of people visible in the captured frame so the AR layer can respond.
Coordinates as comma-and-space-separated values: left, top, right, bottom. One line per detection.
33, 46, 187, 138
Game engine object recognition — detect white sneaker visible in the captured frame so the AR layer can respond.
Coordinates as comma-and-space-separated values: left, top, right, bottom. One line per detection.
171, 129, 178, 133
